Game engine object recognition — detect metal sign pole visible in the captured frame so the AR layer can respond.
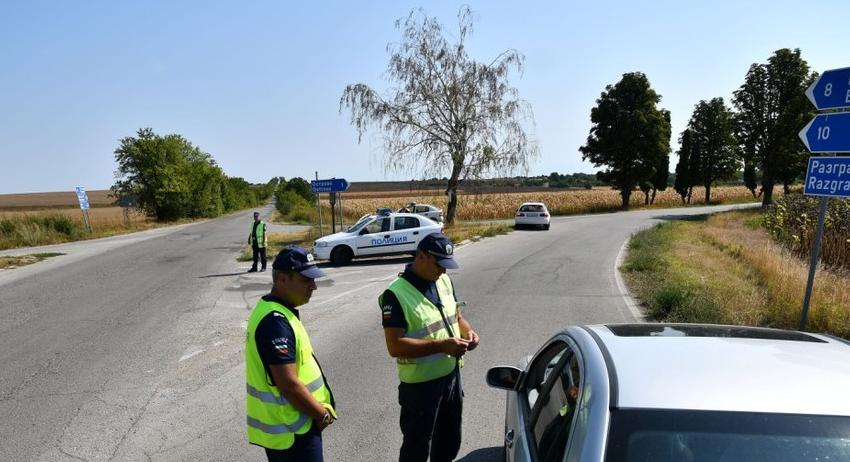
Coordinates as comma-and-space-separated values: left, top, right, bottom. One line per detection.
315, 171, 324, 237
799, 196, 829, 331
339, 193, 344, 230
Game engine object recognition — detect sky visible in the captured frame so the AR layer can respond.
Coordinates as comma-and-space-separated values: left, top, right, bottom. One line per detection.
1, 0, 848, 194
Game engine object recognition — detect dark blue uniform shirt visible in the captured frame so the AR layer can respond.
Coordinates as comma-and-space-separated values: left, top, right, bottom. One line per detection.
380, 264, 457, 330
255, 295, 298, 384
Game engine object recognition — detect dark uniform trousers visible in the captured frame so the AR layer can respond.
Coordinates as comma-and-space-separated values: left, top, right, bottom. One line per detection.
252, 244, 267, 271
263, 425, 323, 462
398, 367, 463, 462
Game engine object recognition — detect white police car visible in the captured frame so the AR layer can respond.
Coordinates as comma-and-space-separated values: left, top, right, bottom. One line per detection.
312, 210, 442, 265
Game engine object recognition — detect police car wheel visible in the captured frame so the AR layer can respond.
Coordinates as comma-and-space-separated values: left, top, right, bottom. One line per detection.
330, 246, 353, 266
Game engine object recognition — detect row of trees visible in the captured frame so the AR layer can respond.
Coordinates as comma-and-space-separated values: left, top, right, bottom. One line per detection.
582, 49, 815, 209
112, 128, 273, 221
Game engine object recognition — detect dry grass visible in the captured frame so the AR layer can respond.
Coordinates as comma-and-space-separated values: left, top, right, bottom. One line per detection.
325, 186, 761, 222
0, 190, 114, 210
623, 210, 850, 338
0, 252, 64, 269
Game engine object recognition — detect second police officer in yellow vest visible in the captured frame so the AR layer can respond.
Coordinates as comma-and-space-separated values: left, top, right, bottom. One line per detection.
380, 233, 480, 462
248, 211, 268, 272
245, 246, 336, 462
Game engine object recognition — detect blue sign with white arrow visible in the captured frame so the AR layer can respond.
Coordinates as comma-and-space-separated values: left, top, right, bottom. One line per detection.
74, 186, 90, 210
804, 156, 850, 198
806, 67, 850, 110
311, 178, 350, 193
799, 112, 850, 153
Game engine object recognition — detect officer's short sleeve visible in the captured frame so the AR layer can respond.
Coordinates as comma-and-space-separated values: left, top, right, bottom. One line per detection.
255, 312, 297, 365
379, 290, 407, 329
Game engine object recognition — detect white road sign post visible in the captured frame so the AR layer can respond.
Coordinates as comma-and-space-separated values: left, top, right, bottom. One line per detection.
75, 186, 92, 232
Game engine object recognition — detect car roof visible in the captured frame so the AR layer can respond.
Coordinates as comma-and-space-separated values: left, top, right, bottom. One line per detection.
519, 202, 546, 206
583, 323, 850, 416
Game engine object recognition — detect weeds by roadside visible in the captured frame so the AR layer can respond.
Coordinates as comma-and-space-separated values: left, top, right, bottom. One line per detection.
622, 210, 850, 339
0, 252, 65, 269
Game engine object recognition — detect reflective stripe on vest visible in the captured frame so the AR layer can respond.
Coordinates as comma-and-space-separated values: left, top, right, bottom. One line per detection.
245, 299, 333, 450
387, 274, 460, 383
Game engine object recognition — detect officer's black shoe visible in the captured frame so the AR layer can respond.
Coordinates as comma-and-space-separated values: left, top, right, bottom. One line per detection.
260, 268, 266, 272
247, 268, 258, 273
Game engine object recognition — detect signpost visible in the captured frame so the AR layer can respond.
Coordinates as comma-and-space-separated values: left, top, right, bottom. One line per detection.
798, 66, 850, 331
311, 177, 350, 237
805, 67, 850, 111
74, 186, 92, 232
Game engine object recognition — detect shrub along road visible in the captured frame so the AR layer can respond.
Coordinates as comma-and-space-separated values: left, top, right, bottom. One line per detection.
0, 203, 752, 461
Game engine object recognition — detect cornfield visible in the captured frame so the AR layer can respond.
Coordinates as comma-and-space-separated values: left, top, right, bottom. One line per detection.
322, 186, 761, 222
764, 194, 850, 270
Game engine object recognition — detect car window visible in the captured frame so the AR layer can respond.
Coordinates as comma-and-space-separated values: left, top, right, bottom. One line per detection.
415, 205, 429, 213
520, 204, 545, 212
525, 342, 569, 410
365, 217, 389, 234
349, 216, 373, 233
394, 216, 420, 230
532, 354, 581, 462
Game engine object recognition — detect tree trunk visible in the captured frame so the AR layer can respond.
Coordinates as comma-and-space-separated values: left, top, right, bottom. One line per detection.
761, 178, 775, 208
704, 183, 712, 204
620, 188, 631, 210
651, 188, 657, 205
644, 190, 650, 205
687, 187, 693, 204
444, 162, 463, 224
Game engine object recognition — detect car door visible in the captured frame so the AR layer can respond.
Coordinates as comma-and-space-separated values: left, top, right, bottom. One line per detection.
392, 215, 421, 253
510, 339, 583, 462
355, 216, 390, 256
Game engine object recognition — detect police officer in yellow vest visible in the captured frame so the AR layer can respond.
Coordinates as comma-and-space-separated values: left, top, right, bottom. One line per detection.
246, 246, 337, 462
248, 211, 268, 272
379, 233, 480, 462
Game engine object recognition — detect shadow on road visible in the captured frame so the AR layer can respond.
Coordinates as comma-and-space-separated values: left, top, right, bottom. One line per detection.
651, 213, 710, 222
316, 255, 413, 269
197, 272, 248, 278
457, 447, 504, 462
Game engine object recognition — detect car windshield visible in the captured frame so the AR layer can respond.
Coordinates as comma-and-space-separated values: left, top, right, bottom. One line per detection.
347, 215, 374, 233
605, 409, 850, 462
519, 204, 545, 212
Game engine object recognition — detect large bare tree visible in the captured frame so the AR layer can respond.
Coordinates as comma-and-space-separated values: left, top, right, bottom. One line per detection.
340, 7, 538, 224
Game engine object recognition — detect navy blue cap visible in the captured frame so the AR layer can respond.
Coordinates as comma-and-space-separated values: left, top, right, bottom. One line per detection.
272, 246, 326, 279
417, 233, 458, 269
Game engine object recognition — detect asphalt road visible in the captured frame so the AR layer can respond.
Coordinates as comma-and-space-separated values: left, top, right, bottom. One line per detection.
0, 203, 753, 461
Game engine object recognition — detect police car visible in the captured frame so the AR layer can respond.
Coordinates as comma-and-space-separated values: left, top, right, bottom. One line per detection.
312, 209, 443, 265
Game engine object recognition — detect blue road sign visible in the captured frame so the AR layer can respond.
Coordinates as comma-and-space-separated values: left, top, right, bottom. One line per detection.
804, 156, 850, 198
311, 178, 350, 193
806, 67, 850, 110
74, 186, 90, 210
799, 112, 850, 153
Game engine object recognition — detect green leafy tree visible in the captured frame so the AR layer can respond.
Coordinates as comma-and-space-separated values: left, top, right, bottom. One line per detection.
687, 98, 740, 204
340, 6, 538, 224
580, 72, 671, 210
674, 129, 696, 204
732, 48, 814, 206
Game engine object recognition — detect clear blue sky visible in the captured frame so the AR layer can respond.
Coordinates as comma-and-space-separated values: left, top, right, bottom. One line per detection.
2, 0, 848, 194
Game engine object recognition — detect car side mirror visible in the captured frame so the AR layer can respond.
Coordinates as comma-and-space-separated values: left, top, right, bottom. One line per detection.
487, 366, 522, 391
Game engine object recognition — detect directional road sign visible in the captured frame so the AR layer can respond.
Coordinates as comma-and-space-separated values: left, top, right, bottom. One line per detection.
799, 112, 850, 153
806, 67, 850, 111
74, 186, 90, 210
311, 178, 350, 193
803, 156, 850, 198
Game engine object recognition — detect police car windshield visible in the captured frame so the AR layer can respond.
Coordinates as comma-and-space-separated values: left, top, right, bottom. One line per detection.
348, 216, 374, 233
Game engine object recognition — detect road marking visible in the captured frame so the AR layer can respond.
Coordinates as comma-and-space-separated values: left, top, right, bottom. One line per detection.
311, 275, 396, 307
213, 341, 224, 347
614, 239, 645, 322
179, 349, 204, 362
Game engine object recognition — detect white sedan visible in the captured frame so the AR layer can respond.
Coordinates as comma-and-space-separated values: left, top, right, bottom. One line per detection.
397, 202, 444, 222
515, 202, 550, 230
312, 211, 442, 265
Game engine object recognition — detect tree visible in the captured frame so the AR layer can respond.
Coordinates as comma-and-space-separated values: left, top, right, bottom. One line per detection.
687, 98, 740, 204
580, 72, 671, 210
649, 110, 672, 204
732, 48, 814, 207
674, 129, 696, 204
340, 7, 537, 224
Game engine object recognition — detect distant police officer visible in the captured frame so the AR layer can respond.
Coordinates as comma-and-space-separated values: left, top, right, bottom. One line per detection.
379, 233, 480, 462
248, 212, 268, 272
246, 246, 337, 462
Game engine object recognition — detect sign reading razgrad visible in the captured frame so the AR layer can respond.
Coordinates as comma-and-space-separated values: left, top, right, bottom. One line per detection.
804, 156, 850, 198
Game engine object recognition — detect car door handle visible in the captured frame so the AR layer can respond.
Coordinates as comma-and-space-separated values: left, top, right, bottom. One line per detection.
505, 429, 514, 448
412, 231, 419, 235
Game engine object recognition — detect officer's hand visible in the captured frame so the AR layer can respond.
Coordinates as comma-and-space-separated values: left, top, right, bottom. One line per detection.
466, 330, 480, 351
441, 338, 470, 357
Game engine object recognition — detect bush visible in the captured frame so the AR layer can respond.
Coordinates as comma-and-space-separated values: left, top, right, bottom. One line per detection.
764, 194, 850, 270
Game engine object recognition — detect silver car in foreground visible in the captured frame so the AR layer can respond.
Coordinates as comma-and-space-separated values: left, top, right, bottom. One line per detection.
487, 323, 850, 462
